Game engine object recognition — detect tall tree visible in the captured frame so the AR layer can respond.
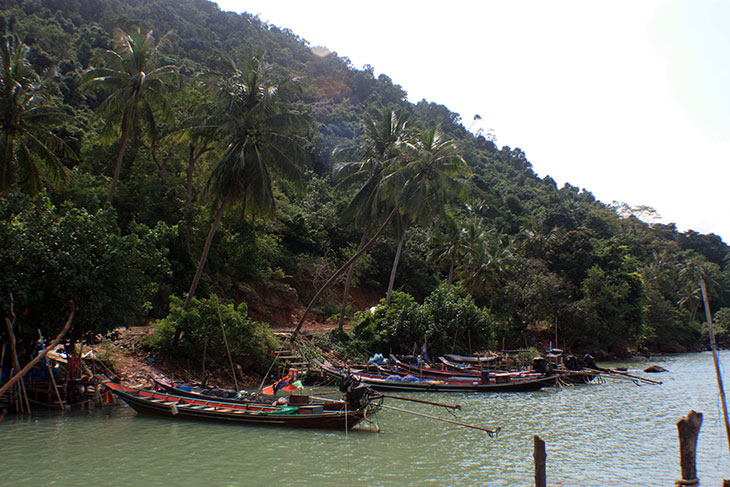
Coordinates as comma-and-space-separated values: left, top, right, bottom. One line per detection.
384, 122, 469, 304
331, 107, 407, 328
83, 29, 176, 203
292, 118, 469, 338
428, 211, 464, 292
0, 35, 69, 194
182, 57, 309, 312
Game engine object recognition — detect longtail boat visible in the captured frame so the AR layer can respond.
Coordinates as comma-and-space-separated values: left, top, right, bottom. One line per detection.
437, 355, 599, 385
104, 381, 380, 429
315, 360, 558, 393
152, 377, 354, 408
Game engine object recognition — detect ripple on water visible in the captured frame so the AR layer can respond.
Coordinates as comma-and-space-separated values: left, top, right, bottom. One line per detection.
1, 351, 729, 486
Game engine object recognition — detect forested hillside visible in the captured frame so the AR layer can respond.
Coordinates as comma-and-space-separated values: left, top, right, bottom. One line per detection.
1, 0, 728, 366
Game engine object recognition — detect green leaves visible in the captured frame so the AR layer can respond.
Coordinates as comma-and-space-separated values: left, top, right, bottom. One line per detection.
0, 191, 170, 348
148, 294, 278, 372
0, 34, 71, 194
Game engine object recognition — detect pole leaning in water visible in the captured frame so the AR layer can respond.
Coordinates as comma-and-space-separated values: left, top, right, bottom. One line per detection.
699, 277, 730, 455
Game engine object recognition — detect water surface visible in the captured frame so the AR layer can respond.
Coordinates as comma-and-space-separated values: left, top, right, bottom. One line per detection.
2, 352, 729, 486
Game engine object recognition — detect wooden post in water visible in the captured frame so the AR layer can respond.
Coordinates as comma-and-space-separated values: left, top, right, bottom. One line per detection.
534, 435, 546, 487
676, 411, 702, 486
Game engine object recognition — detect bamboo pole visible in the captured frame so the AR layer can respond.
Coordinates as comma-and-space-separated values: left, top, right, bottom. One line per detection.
216, 298, 238, 392
0, 302, 74, 398
699, 277, 730, 455
5, 315, 30, 414
373, 393, 461, 410
47, 363, 65, 410
380, 403, 500, 436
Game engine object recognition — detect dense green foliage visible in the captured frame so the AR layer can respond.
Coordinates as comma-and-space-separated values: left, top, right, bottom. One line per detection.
1, 0, 729, 367
147, 294, 278, 373
334, 289, 495, 360
0, 191, 169, 354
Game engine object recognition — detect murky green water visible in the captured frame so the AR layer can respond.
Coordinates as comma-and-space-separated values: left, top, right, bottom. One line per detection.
2, 352, 729, 486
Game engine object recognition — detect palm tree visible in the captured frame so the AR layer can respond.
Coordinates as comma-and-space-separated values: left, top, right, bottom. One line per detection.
331, 107, 407, 328
459, 223, 515, 311
291, 119, 469, 338
428, 211, 464, 292
82, 28, 176, 203
384, 122, 469, 304
182, 57, 309, 312
0, 35, 69, 194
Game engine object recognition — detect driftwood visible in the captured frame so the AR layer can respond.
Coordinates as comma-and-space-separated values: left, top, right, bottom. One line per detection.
675, 411, 702, 486
0, 302, 75, 398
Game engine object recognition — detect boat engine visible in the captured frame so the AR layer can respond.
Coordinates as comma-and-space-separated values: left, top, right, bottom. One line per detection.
532, 356, 553, 374
339, 374, 373, 409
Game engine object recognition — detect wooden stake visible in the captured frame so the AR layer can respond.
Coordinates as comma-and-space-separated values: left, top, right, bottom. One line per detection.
676, 411, 702, 486
534, 435, 546, 487
47, 363, 65, 410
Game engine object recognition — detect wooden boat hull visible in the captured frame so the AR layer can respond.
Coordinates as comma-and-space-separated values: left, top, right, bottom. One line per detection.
152, 378, 347, 411
105, 382, 373, 429
316, 362, 557, 393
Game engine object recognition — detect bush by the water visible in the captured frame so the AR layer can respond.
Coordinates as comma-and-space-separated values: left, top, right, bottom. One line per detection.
339, 288, 496, 360
147, 295, 279, 373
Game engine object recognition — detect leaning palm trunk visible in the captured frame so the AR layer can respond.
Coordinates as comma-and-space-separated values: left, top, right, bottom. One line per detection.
337, 231, 369, 331
385, 236, 404, 305
106, 132, 129, 203
184, 191, 233, 310
291, 205, 399, 340
447, 260, 454, 292
174, 192, 232, 347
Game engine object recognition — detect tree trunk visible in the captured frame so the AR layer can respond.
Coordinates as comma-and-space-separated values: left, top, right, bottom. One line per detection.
386, 236, 404, 305
447, 259, 454, 292
176, 193, 231, 347
184, 143, 196, 254
291, 205, 399, 340
106, 132, 129, 204
338, 231, 368, 331
183, 192, 232, 311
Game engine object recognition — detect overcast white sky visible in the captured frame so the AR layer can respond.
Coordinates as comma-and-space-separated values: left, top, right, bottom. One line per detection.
215, 0, 730, 244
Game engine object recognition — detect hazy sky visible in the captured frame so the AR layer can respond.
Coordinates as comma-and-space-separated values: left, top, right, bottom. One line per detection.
215, 0, 730, 243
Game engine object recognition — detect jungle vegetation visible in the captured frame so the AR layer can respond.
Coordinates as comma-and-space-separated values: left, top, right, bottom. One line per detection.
1, 0, 729, 369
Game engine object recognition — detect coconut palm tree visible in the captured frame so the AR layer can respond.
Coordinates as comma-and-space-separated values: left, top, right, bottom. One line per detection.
0, 35, 69, 194
331, 107, 407, 329
182, 57, 309, 312
83, 28, 176, 203
291, 119, 469, 338
428, 211, 464, 292
383, 121, 469, 304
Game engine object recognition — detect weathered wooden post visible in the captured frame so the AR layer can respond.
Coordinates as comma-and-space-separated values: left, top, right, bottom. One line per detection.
534, 435, 546, 487
676, 411, 702, 486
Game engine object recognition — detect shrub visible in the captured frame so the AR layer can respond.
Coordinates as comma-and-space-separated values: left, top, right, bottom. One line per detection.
147, 294, 279, 373
348, 289, 495, 358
